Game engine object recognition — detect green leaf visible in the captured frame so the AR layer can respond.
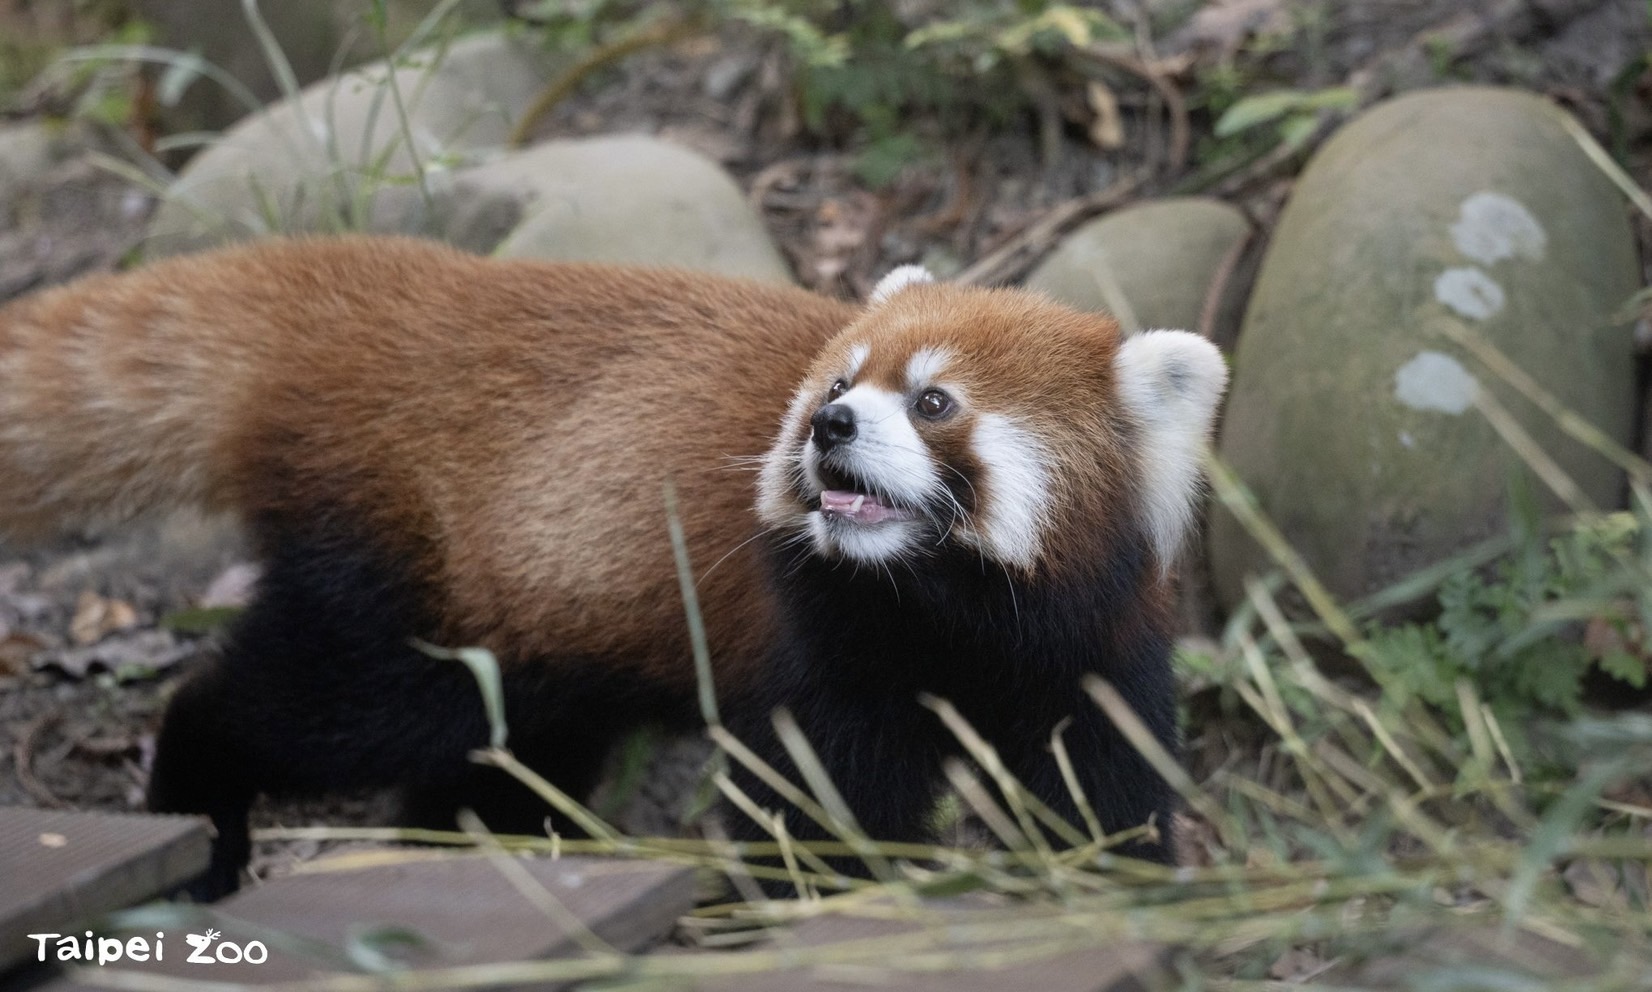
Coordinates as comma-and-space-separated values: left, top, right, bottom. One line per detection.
112, 663, 163, 684
1300, 85, 1357, 111
1214, 90, 1308, 137
1277, 111, 1318, 150
853, 131, 927, 188
913, 868, 995, 898
1510, 644, 1587, 715
1217, 86, 1356, 140
1599, 649, 1649, 689
905, 20, 975, 50
344, 925, 436, 972
592, 726, 660, 817
996, 6, 1119, 53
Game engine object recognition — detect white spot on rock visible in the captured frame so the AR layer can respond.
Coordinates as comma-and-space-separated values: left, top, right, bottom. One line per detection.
1398, 431, 1415, 449
1395, 351, 1478, 415
1434, 267, 1505, 320
1450, 191, 1546, 265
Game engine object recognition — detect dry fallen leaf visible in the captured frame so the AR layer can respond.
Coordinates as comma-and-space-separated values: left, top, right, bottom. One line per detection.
35, 629, 195, 680
1564, 856, 1649, 912
809, 193, 879, 289
68, 589, 140, 646
1175, 0, 1292, 56
1269, 945, 1329, 981
1086, 80, 1125, 150
1172, 809, 1217, 867
0, 630, 49, 676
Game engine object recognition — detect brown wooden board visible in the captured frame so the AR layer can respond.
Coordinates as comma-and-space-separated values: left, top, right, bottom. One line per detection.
31, 853, 695, 990
0, 807, 211, 972
1324, 924, 1614, 988
697, 903, 1170, 992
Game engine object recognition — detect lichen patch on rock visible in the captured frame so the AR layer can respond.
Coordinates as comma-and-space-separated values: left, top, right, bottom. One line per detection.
1449, 190, 1547, 265
1393, 350, 1478, 415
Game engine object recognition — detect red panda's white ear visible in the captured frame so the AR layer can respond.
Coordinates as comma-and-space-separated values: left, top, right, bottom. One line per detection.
1113, 330, 1229, 572
869, 265, 935, 305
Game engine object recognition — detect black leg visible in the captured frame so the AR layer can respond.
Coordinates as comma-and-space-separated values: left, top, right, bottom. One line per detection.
146, 524, 494, 898
147, 508, 680, 898
146, 661, 257, 901
994, 684, 1178, 864
397, 699, 626, 839
724, 683, 949, 892
147, 620, 499, 898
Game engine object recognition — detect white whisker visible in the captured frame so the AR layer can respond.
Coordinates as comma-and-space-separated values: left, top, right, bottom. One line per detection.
700, 529, 771, 581
1002, 561, 1021, 629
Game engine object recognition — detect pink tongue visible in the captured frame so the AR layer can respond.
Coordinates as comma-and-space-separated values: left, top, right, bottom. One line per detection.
820, 489, 908, 524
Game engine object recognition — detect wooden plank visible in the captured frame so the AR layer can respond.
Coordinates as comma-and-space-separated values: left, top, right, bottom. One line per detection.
0, 806, 211, 972
1324, 925, 1608, 988
697, 904, 1170, 992
30, 853, 694, 990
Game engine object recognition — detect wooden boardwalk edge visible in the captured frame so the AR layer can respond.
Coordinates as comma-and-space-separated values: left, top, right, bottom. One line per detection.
0, 807, 211, 973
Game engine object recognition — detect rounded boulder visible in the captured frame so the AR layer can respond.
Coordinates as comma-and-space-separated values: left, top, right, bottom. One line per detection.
1025, 196, 1251, 339
1210, 87, 1640, 610
487, 135, 792, 284
144, 30, 555, 257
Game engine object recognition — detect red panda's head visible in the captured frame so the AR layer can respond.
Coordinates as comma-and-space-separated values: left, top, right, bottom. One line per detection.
756, 268, 1227, 579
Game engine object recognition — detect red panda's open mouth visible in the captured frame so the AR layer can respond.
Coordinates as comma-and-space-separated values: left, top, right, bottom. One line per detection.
818, 490, 918, 525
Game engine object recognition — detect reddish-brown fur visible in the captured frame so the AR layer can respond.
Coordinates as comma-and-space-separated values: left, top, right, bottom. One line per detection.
0, 235, 1203, 897
0, 236, 859, 686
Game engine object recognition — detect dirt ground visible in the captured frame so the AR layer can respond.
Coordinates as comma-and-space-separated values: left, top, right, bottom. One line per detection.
2, 0, 1650, 883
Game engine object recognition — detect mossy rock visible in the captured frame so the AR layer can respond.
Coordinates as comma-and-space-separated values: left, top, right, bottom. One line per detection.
126, 0, 504, 135
486, 135, 792, 284
144, 30, 555, 257
1210, 87, 1640, 611
1025, 196, 1250, 339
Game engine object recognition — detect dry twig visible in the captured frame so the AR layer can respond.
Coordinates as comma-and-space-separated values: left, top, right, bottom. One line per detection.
509, 13, 702, 148
15, 707, 67, 808
1197, 221, 1255, 342
955, 174, 1144, 287
1075, 46, 1191, 175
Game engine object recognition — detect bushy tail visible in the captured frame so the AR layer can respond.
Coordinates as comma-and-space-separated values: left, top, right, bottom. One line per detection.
0, 250, 274, 538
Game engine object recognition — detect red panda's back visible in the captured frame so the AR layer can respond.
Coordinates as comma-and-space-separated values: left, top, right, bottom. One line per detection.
0, 235, 856, 688
219, 239, 857, 686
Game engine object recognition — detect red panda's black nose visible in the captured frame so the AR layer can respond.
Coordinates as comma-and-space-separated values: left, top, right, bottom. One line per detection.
811, 403, 857, 451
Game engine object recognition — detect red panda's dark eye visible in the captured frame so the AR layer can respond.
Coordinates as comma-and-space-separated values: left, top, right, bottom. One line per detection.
827, 379, 849, 400
914, 388, 954, 419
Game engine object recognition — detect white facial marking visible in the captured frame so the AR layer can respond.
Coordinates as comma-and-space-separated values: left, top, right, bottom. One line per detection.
756, 384, 818, 527
810, 512, 924, 564
970, 414, 1051, 571
1113, 330, 1228, 573
812, 385, 940, 509
761, 381, 952, 564
757, 344, 882, 528
869, 265, 935, 305
904, 347, 952, 389
846, 342, 871, 380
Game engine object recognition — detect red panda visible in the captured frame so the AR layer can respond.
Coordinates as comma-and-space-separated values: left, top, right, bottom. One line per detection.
0, 236, 1226, 896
